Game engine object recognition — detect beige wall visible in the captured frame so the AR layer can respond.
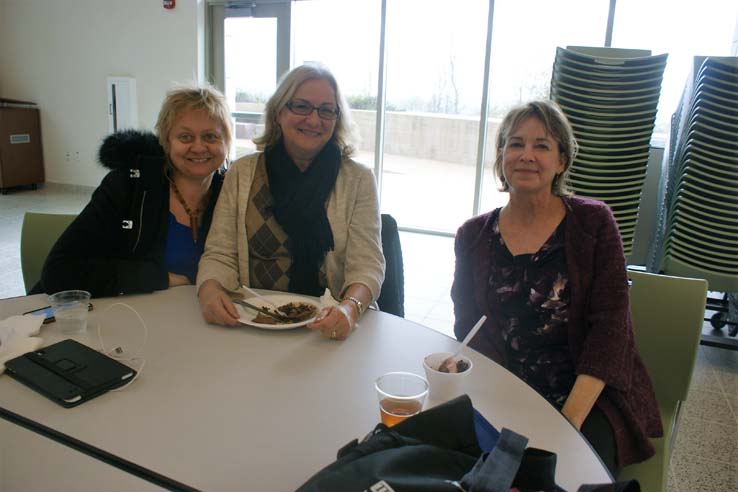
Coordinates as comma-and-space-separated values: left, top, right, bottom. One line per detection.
0, 0, 205, 187
352, 110, 500, 167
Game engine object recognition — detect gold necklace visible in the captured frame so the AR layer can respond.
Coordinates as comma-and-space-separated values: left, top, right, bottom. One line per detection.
170, 180, 205, 243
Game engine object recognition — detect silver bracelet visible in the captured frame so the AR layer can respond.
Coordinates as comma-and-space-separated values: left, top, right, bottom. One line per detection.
345, 296, 365, 316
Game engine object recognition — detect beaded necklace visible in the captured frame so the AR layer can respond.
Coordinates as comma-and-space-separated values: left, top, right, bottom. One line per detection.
169, 179, 206, 243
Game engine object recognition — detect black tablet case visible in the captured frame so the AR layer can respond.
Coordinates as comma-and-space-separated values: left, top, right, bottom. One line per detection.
5, 339, 136, 408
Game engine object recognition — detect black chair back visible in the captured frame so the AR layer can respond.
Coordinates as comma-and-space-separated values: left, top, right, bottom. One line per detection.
377, 214, 405, 317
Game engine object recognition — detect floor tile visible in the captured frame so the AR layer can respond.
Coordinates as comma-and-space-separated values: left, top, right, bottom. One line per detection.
0, 184, 92, 299
689, 363, 723, 394
0, 275, 25, 299
716, 369, 738, 398
436, 292, 453, 305
404, 296, 437, 319
682, 387, 736, 426
426, 301, 454, 321
726, 394, 738, 422
671, 451, 738, 492
674, 417, 738, 464
400, 231, 455, 301
697, 346, 738, 397
666, 460, 682, 492
667, 465, 681, 492
404, 275, 451, 300
701, 345, 738, 372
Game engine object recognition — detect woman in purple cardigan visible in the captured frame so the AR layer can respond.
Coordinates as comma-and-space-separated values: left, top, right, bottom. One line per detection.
451, 100, 662, 474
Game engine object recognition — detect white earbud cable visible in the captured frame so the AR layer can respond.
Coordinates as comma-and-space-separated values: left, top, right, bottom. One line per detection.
97, 302, 148, 391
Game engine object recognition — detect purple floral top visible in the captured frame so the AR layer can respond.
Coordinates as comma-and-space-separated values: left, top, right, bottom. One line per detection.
488, 215, 575, 408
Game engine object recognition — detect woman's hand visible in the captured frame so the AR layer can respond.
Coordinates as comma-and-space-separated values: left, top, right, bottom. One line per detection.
198, 279, 240, 326
168, 272, 191, 287
308, 284, 372, 340
307, 303, 357, 340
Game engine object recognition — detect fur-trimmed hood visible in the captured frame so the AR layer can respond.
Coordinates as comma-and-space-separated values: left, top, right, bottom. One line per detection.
98, 130, 165, 170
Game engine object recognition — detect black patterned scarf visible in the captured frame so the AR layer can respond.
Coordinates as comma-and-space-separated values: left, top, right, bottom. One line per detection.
265, 139, 340, 296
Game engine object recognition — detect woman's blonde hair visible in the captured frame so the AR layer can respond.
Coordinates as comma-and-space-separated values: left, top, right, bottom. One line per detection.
254, 63, 356, 158
493, 100, 577, 196
155, 84, 233, 155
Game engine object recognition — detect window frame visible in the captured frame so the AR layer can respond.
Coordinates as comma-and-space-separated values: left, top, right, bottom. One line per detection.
212, 1, 734, 239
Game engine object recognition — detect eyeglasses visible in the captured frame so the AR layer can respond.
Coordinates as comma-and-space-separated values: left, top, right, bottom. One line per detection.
285, 99, 340, 120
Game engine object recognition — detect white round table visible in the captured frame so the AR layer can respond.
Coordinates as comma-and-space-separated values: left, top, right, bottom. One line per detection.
0, 286, 611, 491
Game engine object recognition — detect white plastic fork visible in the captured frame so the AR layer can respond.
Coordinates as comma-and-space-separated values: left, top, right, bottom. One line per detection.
241, 285, 279, 309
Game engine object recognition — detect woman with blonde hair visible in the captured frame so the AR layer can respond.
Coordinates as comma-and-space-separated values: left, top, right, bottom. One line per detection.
36, 84, 232, 296
197, 63, 384, 341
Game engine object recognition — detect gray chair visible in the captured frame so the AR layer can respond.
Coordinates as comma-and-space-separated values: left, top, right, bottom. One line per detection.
618, 269, 707, 492
20, 212, 77, 293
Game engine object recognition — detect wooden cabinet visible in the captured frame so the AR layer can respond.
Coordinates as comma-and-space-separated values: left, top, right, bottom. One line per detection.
0, 99, 45, 193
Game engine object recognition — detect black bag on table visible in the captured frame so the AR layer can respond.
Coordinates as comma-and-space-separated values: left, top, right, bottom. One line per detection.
296, 395, 640, 492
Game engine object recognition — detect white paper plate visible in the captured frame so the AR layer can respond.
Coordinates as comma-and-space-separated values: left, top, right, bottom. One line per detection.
236, 294, 321, 330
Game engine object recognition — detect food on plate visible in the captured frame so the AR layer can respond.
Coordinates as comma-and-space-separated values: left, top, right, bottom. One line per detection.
252, 312, 281, 325
251, 301, 318, 325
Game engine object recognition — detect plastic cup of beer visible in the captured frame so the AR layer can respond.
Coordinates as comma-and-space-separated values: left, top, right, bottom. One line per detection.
375, 372, 429, 427
48, 290, 91, 334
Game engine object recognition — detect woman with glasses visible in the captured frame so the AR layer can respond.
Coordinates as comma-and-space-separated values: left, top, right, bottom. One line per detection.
197, 63, 384, 341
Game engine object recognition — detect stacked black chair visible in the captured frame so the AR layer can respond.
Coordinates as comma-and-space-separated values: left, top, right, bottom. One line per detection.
550, 46, 667, 258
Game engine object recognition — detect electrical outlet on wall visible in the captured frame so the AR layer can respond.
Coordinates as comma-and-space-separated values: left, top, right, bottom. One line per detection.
65, 152, 71, 162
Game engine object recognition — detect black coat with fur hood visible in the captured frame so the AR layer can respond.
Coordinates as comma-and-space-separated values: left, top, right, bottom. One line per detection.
33, 130, 224, 297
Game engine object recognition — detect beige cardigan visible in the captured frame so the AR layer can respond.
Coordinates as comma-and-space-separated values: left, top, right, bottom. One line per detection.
197, 152, 385, 301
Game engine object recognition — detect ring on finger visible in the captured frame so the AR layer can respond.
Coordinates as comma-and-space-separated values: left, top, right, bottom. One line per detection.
330, 329, 337, 339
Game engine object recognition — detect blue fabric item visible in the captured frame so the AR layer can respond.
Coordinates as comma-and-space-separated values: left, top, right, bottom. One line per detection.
165, 213, 204, 284
473, 408, 501, 453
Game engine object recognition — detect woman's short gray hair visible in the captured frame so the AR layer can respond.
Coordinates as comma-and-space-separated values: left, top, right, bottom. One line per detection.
254, 63, 356, 158
493, 100, 578, 196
